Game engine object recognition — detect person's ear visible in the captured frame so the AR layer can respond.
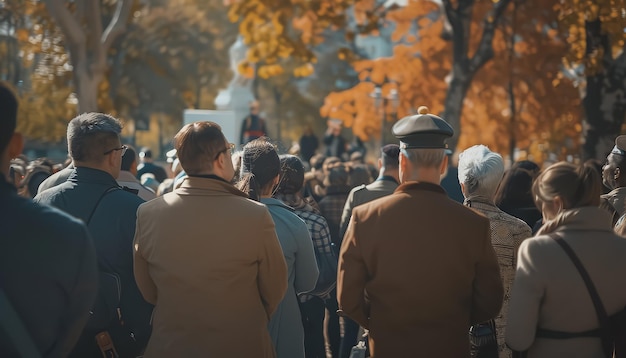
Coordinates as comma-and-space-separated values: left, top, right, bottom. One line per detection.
106, 150, 118, 169
615, 167, 621, 181
130, 158, 138, 175
7, 132, 23, 159
378, 158, 383, 170
439, 155, 449, 175
399, 151, 409, 174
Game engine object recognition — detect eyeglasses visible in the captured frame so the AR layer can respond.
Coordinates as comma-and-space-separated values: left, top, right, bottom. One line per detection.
214, 143, 235, 160
103, 145, 128, 156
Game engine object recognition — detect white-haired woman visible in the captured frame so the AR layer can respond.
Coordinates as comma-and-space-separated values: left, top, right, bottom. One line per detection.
458, 145, 532, 358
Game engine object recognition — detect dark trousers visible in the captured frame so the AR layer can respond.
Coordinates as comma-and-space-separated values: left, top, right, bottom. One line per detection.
300, 297, 326, 358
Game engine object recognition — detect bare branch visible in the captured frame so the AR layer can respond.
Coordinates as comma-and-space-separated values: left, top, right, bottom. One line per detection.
102, 0, 134, 53
469, 0, 513, 72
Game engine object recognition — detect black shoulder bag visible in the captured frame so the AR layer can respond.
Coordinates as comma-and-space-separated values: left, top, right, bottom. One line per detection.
544, 234, 626, 358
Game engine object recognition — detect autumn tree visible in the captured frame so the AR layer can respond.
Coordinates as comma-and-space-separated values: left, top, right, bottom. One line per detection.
43, 0, 135, 113
556, 0, 626, 160
0, 0, 76, 142
319, 0, 583, 163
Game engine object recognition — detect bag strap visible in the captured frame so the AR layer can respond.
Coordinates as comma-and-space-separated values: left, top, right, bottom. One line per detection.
551, 233, 613, 357
86, 187, 119, 225
86, 186, 120, 274
0, 287, 42, 358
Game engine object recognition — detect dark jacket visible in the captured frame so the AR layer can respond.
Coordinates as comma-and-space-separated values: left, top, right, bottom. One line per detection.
299, 134, 319, 163
34, 167, 152, 356
0, 176, 98, 358
240, 114, 267, 145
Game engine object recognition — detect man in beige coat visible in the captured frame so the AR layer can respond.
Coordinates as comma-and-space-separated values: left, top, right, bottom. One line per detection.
133, 121, 288, 357
337, 107, 503, 357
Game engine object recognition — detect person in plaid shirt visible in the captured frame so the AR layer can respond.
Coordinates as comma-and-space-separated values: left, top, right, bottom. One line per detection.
275, 155, 336, 358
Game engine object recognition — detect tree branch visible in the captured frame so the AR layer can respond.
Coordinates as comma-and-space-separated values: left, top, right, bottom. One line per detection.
44, 0, 86, 46
468, 0, 513, 72
83, 0, 106, 74
101, 0, 134, 53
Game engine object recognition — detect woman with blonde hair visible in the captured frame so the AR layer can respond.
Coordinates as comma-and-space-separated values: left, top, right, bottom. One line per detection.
506, 161, 626, 357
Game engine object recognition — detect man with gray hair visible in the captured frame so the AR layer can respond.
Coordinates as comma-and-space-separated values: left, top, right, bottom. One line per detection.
337, 106, 503, 357
458, 144, 531, 358
34, 113, 152, 357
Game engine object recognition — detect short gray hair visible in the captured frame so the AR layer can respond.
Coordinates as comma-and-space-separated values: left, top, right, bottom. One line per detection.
67, 113, 122, 162
401, 148, 446, 168
457, 145, 504, 198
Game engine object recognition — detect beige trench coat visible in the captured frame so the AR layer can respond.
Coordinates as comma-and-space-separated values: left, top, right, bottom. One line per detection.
133, 177, 288, 357
338, 181, 503, 358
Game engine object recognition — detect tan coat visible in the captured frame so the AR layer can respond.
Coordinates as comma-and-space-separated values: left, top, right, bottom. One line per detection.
133, 177, 288, 357
506, 207, 626, 358
338, 181, 503, 358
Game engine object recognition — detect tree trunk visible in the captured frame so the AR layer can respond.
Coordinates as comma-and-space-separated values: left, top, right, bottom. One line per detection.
581, 55, 626, 160
44, 0, 132, 113
443, 68, 472, 153
580, 17, 626, 161
441, 0, 512, 152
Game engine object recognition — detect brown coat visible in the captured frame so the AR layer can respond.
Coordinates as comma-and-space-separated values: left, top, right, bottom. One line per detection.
133, 177, 288, 357
337, 181, 503, 358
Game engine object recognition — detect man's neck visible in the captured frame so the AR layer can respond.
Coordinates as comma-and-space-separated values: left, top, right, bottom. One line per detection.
379, 169, 399, 183
403, 168, 441, 185
74, 162, 114, 176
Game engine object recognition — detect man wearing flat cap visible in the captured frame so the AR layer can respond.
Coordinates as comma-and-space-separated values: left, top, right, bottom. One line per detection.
601, 135, 626, 226
337, 106, 503, 357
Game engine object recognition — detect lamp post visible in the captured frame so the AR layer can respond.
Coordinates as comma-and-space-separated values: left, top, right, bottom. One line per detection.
370, 86, 400, 148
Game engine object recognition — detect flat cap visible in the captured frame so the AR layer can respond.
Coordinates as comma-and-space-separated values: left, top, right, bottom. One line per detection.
392, 106, 454, 149
612, 135, 626, 155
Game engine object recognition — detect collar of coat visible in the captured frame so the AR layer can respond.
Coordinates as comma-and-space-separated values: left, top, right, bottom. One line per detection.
69, 166, 120, 187
395, 181, 446, 195
260, 197, 296, 212
177, 176, 248, 198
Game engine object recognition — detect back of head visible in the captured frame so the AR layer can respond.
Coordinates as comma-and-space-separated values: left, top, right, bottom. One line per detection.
381, 144, 400, 168
513, 160, 540, 173
402, 148, 446, 169
310, 154, 326, 171
174, 121, 226, 175
494, 165, 537, 208
457, 145, 504, 198
121, 145, 137, 172
324, 162, 350, 188
139, 147, 152, 160
238, 138, 280, 201
67, 113, 122, 164
0, 82, 18, 155
276, 155, 305, 195
323, 156, 341, 174
348, 164, 371, 187
533, 161, 601, 210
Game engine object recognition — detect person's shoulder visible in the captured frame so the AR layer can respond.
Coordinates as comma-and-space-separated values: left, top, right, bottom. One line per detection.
109, 186, 145, 206
18, 196, 88, 238
499, 210, 532, 232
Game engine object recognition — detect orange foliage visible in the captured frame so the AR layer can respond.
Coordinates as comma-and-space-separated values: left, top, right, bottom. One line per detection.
322, 0, 583, 164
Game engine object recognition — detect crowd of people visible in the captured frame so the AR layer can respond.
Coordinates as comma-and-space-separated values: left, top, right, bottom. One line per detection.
2, 80, 626, 358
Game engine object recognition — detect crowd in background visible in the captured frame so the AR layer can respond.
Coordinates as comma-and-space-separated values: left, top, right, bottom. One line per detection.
3, 81, 626, 358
